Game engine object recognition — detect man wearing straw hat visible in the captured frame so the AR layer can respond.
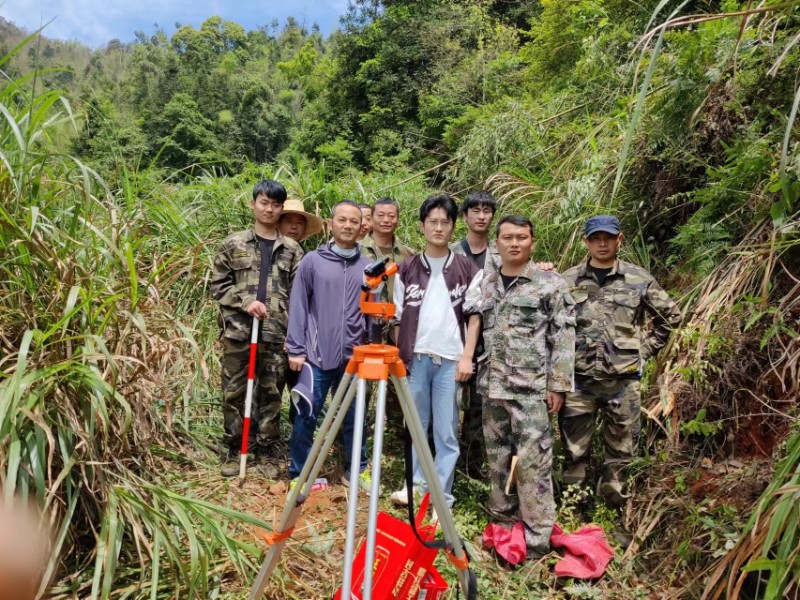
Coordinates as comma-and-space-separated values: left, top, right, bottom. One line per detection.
210, 179, 304, 478
279, 198, 325, 244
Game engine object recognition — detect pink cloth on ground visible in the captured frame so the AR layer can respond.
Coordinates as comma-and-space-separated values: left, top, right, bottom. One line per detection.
481, 522, 527, 565
549, 522, 615, 579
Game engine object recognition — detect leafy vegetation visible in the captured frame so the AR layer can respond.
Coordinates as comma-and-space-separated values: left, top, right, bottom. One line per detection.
1, 0, 799, 597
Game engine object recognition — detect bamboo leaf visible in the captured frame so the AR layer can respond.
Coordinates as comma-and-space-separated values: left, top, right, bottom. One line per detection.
4, 435, 21, 503
150, 500, 162, 600
38, 489, 79, 598
741, 557, 777, 572
0, 102, 27, 154
125, 241, 138, 309
775, 81, 800, 225
611, 1, 689, 202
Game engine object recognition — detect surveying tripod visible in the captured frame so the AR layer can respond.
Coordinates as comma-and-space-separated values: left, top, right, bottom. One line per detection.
249, 257, 477, 600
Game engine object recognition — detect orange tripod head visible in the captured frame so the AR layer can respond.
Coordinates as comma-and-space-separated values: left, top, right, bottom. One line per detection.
360, 257, 398, 321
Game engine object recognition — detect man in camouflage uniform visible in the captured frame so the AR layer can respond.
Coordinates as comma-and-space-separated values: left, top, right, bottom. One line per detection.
360, 197, 414, 427
359, 197, 414, 305
560, 215, 681, 505
210, 180, 304, 477
466, 215, 575, 558
450, 191, 500, 479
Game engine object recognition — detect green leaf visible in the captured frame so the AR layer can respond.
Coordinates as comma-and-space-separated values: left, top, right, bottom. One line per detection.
741, 557, 777, 572
4, 435, 21, 503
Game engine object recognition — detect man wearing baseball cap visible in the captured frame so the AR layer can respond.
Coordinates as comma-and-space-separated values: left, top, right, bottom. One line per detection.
279, 199, 325, 244
560, 215, 681, 509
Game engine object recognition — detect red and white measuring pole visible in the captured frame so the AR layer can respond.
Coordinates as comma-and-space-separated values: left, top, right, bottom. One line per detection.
239, 315, 259, 482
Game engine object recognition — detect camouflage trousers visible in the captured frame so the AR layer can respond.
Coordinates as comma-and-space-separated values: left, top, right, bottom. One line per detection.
483, 393, 554, 555
458, 377, 486, 477
221, 339, 288, 454
559, 375, 641, 506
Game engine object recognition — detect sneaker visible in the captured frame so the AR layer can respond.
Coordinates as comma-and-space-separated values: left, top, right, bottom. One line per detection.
220, 455, 240, 478
342, 470, 373, 496
390, 487, 410, 506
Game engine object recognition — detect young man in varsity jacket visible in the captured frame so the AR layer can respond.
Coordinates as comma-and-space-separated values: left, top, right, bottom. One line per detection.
390, 193, 483, 514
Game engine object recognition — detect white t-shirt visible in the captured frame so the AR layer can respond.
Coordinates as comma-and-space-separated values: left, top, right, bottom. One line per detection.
412, 255, 464, 360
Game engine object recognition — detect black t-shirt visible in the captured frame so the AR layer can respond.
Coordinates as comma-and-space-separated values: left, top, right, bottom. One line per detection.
255, 235, 275, 302
500, 272, 518, 291
588, 264, 612, 286
459, 239, 487, 270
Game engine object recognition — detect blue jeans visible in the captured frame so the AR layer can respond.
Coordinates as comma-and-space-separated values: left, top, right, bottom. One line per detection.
408, 354, 459, 506
289, 364, 368, 479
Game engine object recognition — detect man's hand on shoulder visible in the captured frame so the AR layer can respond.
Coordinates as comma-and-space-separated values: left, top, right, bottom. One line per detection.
245, 300, 269, 319
546, 390, 565, 414
288, 356, 306, 372
536, 262, 555, 272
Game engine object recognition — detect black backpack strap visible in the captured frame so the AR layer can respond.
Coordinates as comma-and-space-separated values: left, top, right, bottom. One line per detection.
403, 424, 447, 549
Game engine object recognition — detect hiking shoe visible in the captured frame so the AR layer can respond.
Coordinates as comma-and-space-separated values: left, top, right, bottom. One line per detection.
390, 487, 410, 506
257, 460, 280, 479
220, 455, 240, 478
526, 548, 545, 562
342, 470, 374, 496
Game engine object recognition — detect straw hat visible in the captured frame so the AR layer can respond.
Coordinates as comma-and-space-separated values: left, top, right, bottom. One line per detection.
281, 199, 325, 241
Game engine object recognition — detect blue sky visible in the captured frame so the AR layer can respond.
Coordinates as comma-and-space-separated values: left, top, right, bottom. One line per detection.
1, 0, 350, 48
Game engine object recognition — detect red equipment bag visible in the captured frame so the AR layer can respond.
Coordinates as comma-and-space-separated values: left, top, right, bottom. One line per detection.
417, 567, 448, 599
333, 493, 448, 600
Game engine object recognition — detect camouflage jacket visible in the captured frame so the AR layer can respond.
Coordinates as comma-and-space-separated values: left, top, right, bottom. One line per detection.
465, 261, 576, 400
450, 239, 501, 359
449, 239, 501, 279
561, 258, 681, 379
210, 229, 303, 343
359, 234, 414, 304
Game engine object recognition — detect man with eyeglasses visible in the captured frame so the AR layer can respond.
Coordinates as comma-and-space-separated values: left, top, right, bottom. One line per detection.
390, 194, 483, 516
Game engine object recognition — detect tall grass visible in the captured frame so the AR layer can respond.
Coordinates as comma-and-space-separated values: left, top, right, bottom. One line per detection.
703, 424, 800, 598
438, 2, 800, 593
0, 38, 272, 598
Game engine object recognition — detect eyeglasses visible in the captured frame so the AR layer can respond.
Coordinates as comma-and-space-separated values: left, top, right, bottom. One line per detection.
424, 219, 452, 229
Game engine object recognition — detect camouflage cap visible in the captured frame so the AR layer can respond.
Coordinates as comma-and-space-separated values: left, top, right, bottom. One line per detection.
585, 215, 621, 237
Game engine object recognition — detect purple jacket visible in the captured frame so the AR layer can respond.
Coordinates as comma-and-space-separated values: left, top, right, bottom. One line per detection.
285, 242, 372, 370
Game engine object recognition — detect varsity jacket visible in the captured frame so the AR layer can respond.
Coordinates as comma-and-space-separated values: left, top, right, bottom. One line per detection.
393, 251, 482, 368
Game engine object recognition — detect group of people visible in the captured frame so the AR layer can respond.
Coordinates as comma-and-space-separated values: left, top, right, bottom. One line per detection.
210, 179, 681, 559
